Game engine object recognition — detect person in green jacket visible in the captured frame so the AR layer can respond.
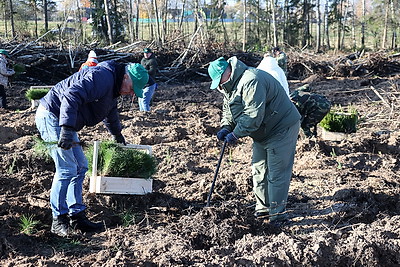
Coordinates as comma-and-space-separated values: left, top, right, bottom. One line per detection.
208, 56, 301, 226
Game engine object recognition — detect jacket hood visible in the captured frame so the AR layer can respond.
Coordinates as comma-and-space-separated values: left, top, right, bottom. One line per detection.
257, 56, 279, 71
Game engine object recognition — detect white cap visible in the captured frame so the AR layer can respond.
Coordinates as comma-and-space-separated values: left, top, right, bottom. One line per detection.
88, 50, 97, 59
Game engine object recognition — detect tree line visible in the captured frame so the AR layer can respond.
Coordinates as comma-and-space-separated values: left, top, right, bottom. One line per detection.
0, 0, 399, 52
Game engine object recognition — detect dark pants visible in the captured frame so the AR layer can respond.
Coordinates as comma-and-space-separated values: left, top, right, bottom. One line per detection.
0, 85, 7, 108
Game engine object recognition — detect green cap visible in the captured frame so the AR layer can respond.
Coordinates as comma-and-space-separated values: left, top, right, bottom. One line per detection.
127, 63, 149, 98
143, 48, 152, 53
208, 57, 228, 89
0, 49, 9, 57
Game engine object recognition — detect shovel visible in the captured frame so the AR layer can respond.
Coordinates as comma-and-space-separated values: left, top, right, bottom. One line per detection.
206, 140, 227, 207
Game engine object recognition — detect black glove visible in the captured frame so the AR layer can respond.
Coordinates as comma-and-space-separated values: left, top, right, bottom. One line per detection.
216, 128, 230, 141
225, 132, 238, 145
114, 134, 126, 145
58, 126, 75, 150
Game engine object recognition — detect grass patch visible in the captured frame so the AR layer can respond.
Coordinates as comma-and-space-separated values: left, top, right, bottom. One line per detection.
319, 106, 358, 133
86, 141, 157, 178
119, 209, 139, 226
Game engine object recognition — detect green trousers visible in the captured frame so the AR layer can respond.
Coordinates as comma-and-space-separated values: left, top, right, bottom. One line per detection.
251, 121, 300, 221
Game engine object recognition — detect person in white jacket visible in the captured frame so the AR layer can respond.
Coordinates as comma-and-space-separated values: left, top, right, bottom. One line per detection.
0, 49, 15, 109
257, 53, 289, 97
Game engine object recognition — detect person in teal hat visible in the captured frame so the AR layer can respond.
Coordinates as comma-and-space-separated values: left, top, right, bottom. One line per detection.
208, 56, 300, 227
0, 49, 15, 109
35, 60, 148, 237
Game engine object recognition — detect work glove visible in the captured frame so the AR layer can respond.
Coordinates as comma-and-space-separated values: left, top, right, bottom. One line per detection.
114, 133, 126, 145
225, 132, 238, 145
58, 126, 75, 150
216, 128, 230, 141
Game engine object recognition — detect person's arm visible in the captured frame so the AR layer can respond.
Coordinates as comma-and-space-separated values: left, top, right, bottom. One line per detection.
220, 95, 235, 131
103, 101, 122, 136
0, 60, 15, 77
147, 58, 158, 77
232, 79, 266, 138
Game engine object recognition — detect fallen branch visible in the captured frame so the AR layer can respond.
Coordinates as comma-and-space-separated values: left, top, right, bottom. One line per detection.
370, 86, 391, 108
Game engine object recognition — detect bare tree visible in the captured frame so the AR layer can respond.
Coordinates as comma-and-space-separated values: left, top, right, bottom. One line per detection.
271, 0, 277, 46
390, 0, 397, 48
361, 0, 365, 47
324, 1, 330, 49
242, 0, 247, 51
315, 0, 321, 52
153, 0, 161, 45
104, 0, 113, 44
9, 0, 15, 38
135, 0, 140, 40
43, 0, 48, 32
381, 0, 390, 49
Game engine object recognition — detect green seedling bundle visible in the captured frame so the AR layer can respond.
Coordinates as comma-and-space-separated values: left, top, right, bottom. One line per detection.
86, 141, 157, 178
25, 88, 50, 100
319, 106, 358, 133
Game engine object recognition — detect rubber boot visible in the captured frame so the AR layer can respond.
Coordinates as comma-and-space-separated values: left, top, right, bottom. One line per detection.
51, 214, 70, 237
70, 211, 104, 233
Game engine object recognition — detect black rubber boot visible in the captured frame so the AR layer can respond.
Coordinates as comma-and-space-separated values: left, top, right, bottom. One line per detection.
51, 214, 70, 237
70, 211, 104, 233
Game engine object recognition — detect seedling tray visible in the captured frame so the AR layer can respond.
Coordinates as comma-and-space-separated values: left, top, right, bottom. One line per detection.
89, 141, 153, 195
27, 86, 53, 108
321, 128, 347, 141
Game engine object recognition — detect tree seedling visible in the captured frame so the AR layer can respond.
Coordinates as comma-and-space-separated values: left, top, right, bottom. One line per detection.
19, 214, 40, 235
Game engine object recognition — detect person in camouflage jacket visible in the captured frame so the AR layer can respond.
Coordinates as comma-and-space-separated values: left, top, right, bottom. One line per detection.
289, 85, 331, 137
272, 47, 288, 76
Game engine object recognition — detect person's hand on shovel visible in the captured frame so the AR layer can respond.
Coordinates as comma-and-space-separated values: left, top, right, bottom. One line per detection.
216, 128, 230, 141
225, 132, 238, 145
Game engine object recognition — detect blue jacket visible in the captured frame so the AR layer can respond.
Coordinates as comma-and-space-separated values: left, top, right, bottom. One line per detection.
40, 60, 126, 135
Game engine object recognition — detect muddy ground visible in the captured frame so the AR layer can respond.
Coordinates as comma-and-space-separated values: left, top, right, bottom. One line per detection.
1, 52, 400, 266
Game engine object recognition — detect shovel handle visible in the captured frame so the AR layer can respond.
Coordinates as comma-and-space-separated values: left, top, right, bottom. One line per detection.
206, 140, 227, 207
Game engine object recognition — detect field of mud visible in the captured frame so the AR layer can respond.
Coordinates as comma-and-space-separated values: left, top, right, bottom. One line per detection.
1, 51, 400, 266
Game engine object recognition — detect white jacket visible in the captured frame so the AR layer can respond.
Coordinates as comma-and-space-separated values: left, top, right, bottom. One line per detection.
257, 56, 289, 97
0, 56, 15, 88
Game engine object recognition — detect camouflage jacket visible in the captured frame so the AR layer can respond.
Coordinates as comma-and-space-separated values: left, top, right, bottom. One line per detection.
289, 90, 331, 117
275, 51, 287, 75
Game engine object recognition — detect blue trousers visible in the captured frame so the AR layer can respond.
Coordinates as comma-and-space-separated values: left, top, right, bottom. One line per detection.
35, 105, 88, 217
138, 83, 157, 111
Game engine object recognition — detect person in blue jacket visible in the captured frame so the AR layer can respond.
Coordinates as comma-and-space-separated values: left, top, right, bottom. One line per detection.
35, 60, 148, 237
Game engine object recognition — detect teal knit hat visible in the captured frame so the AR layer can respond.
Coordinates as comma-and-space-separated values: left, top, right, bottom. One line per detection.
127, 63, 149, 98
0, 49, 9, 57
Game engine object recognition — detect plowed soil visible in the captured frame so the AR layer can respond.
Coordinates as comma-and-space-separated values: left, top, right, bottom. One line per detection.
1, 53, 400, 266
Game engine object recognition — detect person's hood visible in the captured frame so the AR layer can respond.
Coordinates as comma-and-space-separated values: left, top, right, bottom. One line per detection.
219, 56, 248, 94
257, 56, 279, 72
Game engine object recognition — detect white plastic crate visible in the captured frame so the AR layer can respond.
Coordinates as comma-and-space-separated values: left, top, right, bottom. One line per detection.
89, 141, 153, 195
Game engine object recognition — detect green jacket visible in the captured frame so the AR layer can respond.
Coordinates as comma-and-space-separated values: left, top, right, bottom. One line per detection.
219, 57, 300, 142
141, 54, 158, 78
